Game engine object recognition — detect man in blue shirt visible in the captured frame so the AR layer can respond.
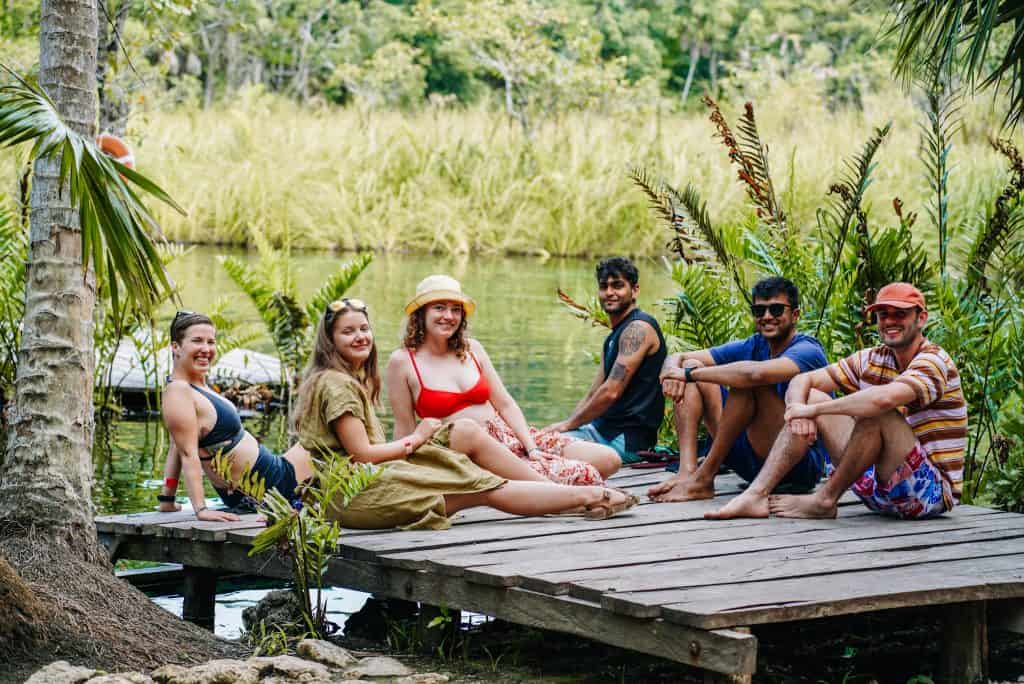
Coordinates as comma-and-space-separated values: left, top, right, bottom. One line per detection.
648, 277, 830, 502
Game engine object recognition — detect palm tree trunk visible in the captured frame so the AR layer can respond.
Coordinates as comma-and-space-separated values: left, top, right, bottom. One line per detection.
0, 0, 104, 563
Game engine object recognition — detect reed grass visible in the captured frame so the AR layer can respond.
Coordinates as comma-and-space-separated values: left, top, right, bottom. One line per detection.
4, 82, 1017, 256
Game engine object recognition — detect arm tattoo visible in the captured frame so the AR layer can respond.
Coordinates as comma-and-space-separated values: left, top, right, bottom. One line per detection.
618, 322, 647, 356
609, 361, 628, 382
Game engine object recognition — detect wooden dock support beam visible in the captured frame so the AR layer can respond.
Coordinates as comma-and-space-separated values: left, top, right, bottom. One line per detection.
181, 565, 218, 630
939, 600, 987, 684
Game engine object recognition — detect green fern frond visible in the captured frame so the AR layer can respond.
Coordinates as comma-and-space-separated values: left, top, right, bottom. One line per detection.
304, 252, 374, 325
918, 73, 962, 278
219, 255, 276, 312
966, 138, 1024, 292
734, 102, 786, 238
814, 122, 892, 336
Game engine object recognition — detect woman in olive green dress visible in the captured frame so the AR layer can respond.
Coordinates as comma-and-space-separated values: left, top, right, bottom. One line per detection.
291, 298, 637, 530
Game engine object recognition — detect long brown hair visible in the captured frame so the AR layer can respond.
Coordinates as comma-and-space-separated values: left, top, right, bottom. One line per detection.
402, 305, 470, 359
292, 307, 381, 431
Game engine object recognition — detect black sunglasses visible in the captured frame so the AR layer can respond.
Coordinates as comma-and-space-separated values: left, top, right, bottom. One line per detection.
750, 303, 794, 318
173, 309, 196, 321
325, 297, 368, 325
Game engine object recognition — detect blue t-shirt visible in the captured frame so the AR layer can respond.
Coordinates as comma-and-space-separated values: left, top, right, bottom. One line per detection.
709, 333, 828, 397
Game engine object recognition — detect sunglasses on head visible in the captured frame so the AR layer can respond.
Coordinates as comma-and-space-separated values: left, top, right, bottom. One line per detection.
750, 303, 793, 318
325, 298, 368, 324
173, 309, 196, 322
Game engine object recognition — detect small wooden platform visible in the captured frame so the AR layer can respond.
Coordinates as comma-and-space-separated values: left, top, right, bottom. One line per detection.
97, 470, 1024, 682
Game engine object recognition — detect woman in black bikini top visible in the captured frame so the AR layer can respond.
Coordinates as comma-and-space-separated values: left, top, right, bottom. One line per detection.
158, 311, 312, 521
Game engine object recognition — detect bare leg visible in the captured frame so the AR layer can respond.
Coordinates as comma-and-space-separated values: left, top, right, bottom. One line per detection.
562, 441, 621, 478
706, 390, 853, 520
444, 482, 630, 516
654, 386, 778, 502
648, 381, 722, 498
770, 410, 916, 518
448, 419, 547, 482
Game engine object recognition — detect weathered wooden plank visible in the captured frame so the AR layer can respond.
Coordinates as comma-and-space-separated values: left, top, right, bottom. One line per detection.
320, 557, 758, 676
458, 509, 1015, 589
605, 553, 1024, 628
95, 510, 199, 535
155, 518, 267, 542
515, 517, 1024, 600
110, 535, 292, 579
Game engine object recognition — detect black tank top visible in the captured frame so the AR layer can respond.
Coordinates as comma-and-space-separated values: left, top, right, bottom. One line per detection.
593, 308, 667, 452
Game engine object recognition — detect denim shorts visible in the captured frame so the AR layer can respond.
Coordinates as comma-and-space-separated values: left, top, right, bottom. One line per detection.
842, 443, 952, 519
565, 423, 643, 464
215, 444, 299, 509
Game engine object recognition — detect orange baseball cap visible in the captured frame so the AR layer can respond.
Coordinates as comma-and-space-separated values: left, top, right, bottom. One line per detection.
866, 282, 927, 312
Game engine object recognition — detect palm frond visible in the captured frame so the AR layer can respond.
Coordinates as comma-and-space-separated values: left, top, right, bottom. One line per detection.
889, 1, 1024, 127
966, 137, 1024, 292
662, 261, 747, 350
734, 102, 787, 237
0, 65, 182, 313
304, 252, 374, 325
813, 122, 892, 336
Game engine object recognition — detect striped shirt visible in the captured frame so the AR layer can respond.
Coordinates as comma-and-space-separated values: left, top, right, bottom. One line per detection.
826, 340, 967, 502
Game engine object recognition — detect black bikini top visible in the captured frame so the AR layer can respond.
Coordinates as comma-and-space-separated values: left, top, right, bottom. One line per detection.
190, 383, 246, 459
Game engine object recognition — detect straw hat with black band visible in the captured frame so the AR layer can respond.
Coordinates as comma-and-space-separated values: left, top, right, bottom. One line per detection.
405, 274, 477, 317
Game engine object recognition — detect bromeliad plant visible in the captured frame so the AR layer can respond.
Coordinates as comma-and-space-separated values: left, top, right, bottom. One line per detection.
213, 448, 379, 639
621, 84, 1024, 507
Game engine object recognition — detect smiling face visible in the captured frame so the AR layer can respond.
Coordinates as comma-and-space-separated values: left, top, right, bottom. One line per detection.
597, 273, 638, 316
423, 300, 465, 341
331, 309, 374, 367
751, 294, 798, 342
173, 323, 216, 375
875, 306, 927, 349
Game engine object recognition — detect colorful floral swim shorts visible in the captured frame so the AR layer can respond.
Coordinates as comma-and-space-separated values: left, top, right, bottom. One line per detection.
485, 415, 603, 487
847, 444, 952, 519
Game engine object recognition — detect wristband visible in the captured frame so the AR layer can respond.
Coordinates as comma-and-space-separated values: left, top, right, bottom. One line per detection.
156, 494, 177, 503
195, 505, 207, 516
684, 366, 695, 383
164, 477, 178, 490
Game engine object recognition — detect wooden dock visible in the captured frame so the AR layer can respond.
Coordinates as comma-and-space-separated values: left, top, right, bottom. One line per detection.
96, 469, 1024, 682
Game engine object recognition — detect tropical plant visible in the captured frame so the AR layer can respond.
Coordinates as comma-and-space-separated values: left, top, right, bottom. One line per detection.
213, 448, 380, 638
0, 195, 26, 407
622, 90, 1024, 507
218, 229, 373, 389
889, 0, 1024, 126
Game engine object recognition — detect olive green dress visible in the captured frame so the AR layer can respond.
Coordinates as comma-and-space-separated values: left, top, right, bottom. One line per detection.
297, 370, 506, 530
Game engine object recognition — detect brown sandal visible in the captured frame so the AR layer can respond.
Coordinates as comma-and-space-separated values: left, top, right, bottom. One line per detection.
584, 488, 639, 520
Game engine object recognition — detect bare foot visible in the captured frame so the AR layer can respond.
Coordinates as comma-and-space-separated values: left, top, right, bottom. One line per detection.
647, 475, 680, 499
704, 490, 769, 519
652, 476, 715, 502
768, 494, 837, 519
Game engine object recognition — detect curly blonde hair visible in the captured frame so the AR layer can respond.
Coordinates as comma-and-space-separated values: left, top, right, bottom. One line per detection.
403, 306, 470, 359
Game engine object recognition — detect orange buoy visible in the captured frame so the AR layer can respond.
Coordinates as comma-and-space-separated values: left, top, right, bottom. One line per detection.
96, 133, 135, 169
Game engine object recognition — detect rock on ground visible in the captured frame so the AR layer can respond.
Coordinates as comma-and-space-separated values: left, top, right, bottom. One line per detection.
25, 661, 99, 684
248, 655, 331, 682
86, 674, 156, 684
343, 656, 413, 679
396, 674, 450, 684
295, 640, 357, 668
151, 659, 261, 684
241, 590, 306, 634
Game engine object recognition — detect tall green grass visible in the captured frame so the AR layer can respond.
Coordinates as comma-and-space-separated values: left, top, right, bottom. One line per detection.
5, 82, 1016, 256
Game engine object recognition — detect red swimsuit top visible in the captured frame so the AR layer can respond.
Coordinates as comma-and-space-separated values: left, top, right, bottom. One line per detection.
408, 349, 491, 419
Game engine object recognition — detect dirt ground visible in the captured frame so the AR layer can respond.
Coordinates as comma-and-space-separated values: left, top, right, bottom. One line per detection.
338, 600, 1024, 684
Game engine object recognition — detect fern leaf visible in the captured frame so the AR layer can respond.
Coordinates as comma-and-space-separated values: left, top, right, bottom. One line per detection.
304, 252, 374, 324
966, 138, 1024, 292
556, 288, 609, 328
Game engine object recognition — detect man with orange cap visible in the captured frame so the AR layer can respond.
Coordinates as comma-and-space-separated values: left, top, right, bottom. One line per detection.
704, 283, 967, 520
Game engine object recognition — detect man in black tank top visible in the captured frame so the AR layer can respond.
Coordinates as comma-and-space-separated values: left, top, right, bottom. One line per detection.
542, 257, 667, 464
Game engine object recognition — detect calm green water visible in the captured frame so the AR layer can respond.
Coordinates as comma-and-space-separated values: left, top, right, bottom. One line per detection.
92, 248, 678, 515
